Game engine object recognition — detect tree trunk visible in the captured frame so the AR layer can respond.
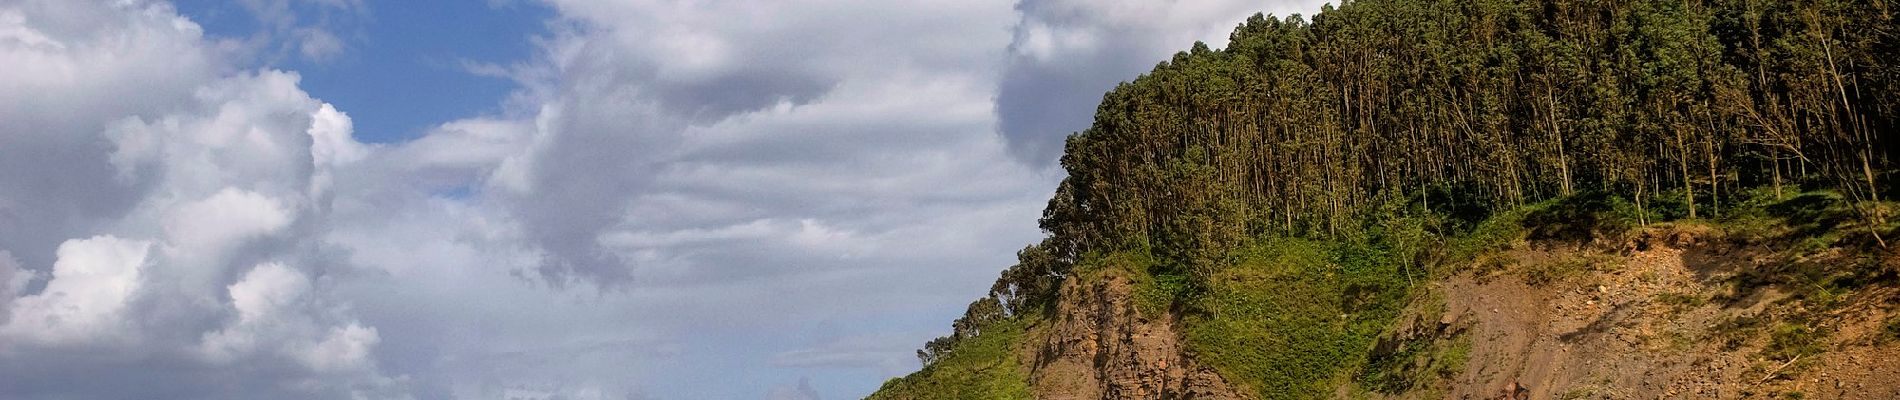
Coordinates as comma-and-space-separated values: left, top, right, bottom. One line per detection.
1677, 127, 1697, 219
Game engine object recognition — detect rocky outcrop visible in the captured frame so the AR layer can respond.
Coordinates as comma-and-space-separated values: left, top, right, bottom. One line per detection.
1026, 274, 1246, 399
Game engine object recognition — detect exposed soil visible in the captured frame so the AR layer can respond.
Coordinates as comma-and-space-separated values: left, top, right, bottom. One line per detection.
1434, 226, 1900, 399
1024, 274, 1246, 399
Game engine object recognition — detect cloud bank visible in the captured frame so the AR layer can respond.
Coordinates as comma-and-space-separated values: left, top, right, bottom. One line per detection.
0, 2, 395, 397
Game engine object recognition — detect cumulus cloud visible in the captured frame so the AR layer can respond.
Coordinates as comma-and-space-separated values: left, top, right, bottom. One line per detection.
199, 262, 379, 374
0, 0, 222, 272
0, 1, 396, 397
995, 0, 1332, 164
1, 236, 152, 347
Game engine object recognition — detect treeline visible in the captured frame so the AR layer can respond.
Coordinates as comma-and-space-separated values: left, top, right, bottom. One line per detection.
919, 0, 1897, 365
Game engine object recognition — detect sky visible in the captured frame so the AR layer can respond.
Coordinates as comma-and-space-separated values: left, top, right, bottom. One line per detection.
0, 0, 1327, 399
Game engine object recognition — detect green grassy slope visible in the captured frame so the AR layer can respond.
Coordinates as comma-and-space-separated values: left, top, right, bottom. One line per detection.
867, 318, 1035, 400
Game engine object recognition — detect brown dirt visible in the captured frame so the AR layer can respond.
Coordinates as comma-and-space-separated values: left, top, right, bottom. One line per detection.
1432, 225, 1900, 399
1024, 274, 1246, 399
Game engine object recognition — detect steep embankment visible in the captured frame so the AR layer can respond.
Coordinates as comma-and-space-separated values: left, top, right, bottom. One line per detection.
874, 194, 1900, 399
1374, 221, 1900, 399
872, 262, 1248, 400
1025, 272, 1243, 399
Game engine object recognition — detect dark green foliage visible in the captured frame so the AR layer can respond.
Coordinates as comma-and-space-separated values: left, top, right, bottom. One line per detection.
1029, 0, 1897, 283
1520, 192, 1644, 242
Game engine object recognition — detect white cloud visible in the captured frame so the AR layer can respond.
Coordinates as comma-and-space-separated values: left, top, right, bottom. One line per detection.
199, 262, 312, 363
0, 2, 395, 397
300, 322, 379, 372
161, 188, 293, 272
200, 262, 380, 373
309, 103, 366, 199
1, 235, 152, 347
0, 0, 222, 270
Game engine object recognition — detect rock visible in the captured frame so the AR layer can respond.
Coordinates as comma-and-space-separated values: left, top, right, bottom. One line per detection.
1499, 380, 1531, 400
1028, 275, 1246, 399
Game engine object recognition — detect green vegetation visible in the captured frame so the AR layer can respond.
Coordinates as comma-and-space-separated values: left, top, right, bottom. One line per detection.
1359, 328, 1470, 396
1765, 321, 1828, 361
1712, 314, 1769, 351
868, 318, 1034, 400
1884, 315, 1900, 342
876, 0, 1898, 397
1182, 238, 1413, 398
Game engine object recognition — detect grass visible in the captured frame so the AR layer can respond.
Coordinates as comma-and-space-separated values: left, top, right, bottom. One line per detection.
867, 318, 1035, 400
1523, 255, 1603, 286
1764, 321, 1828, 362
1715, 188, 1900, 250
1557, 386, 1602, 400
1181, 237, 1411, 399
1442, 204, 1532, 272
1069, 250, 1175, 318
1884, 315, 1900, 342
1356, 286, 1467, 396
1711, 315, 1767, 351
1183, 194, 1645, 398
1360, 331, 1472, 396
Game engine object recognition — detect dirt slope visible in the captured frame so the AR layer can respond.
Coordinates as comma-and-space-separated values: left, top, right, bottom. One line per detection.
1430, 227, 1900, 399
1025, 274, 1246, 399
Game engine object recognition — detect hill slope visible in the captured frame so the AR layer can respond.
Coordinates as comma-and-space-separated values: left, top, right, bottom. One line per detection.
872, 0, 1898, 398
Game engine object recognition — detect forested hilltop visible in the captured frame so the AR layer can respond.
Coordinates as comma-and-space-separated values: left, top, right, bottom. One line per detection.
874, 0, 1898, 398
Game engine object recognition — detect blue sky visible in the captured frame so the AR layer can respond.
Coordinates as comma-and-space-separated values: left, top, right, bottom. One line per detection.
172, 0, 553, 143
0, 0, 1327, 398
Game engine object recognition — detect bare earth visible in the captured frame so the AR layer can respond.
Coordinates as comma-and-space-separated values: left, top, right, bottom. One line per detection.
1439, 227, 1900, 399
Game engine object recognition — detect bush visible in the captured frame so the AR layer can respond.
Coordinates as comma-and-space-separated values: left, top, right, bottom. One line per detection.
1520, 192, 1643, 242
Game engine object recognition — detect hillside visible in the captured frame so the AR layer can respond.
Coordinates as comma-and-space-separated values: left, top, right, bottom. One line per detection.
871, 0, 1898, 398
